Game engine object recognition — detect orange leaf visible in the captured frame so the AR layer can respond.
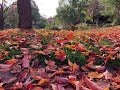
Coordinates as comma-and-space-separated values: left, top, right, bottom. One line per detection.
68, 75, 79, 90
104, 87, 110, 90
38, 78, 49, 86
0, 83, 4, 90
32, 50, 45, 55
32, 87, 43, 90
68, 60, 79, 74
5, 58, 18, 65
111, 76, 120, 84
55, 50, 66, 61
52, 70, 65, 76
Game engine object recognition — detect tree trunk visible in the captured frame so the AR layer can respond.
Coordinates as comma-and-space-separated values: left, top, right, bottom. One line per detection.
96, 15, 99, 28
0, 4, 4, 30
17, 0, 32, 30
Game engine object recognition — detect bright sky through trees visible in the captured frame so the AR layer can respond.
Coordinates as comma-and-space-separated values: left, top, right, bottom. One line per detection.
1, 0, 59, 18
34, 0, 59, 18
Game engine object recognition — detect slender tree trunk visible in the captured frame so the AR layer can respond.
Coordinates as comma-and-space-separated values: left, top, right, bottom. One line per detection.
17, 0, 32, 30
96, 15, 99, 28
0, 3, 4, 30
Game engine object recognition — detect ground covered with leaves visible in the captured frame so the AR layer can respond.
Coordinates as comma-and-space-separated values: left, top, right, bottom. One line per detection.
0, 27, 120, 90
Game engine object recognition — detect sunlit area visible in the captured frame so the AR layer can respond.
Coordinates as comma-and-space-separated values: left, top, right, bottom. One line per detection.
0, 0, 120, 89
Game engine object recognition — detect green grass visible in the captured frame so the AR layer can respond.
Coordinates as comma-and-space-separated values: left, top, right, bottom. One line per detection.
64, 48, 87, 66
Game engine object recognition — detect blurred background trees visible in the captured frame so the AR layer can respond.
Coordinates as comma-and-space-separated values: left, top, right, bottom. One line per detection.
56, 0, 120, 30
0, 0, 120, 30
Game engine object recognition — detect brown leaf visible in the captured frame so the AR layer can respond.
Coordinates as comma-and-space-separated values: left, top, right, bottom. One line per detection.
0, 54, 4, 61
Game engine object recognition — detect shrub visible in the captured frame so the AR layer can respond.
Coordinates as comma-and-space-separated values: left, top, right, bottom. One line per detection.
75, 23, 92, 30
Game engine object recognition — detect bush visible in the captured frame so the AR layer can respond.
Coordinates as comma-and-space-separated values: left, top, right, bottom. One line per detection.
45, 24, 60, 30
75, 23, 92, 30
51, 26, 60, 30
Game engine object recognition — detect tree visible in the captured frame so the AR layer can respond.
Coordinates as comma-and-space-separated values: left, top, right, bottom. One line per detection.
56, 0, 88, 28
17, 0, 32, 29
5, 2, 18, 28
5, 0, 42, 28
31, 0, 41, 24
0, 1, 4, 30
87, 0, 104, 27
0, 0, 17, 30
111, 0, 120, 25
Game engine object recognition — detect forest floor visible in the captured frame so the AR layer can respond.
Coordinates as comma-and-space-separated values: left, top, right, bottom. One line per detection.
0, 27, 120, 90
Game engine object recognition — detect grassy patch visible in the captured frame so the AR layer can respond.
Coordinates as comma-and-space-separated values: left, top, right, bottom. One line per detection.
64, 48, 87, 66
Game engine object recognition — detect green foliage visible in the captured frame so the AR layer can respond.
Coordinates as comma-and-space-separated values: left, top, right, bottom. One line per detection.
99, 40, 112, 46
107, 59, 120, 67
56, 0, 120, 28
8, 49, 21, 56
0, 45, 4, 49
41, 36, 50, 45
56, 0, 87, 27
64, 48, 87, 66
75, 23, 92, 30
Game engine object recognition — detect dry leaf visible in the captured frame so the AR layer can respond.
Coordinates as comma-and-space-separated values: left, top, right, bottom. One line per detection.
88, 71, 103, 79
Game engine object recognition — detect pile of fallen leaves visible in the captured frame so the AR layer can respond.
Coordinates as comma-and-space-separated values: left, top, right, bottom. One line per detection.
0, 27, 120, 90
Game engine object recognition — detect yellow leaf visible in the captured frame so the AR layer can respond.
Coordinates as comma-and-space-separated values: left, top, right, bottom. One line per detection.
88, 71, 103, 79
104, 87, 110, 90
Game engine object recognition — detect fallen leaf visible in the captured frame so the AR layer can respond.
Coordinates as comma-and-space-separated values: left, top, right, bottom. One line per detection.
68, 60, 79, 74
104, 87, 110, 90
103, 70, 112, 80
52, 70, 65, 76
84, 78, 103, 90
22, 55, 31, 68
5, 58, 18, 65
88, 71, 103, 79
32, 87, 43, 90
0, 83, 5, 90
18, 69, 29, 82
55, 76, 68, 84
32, 50, 45, 55
38, 78, 49, 86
